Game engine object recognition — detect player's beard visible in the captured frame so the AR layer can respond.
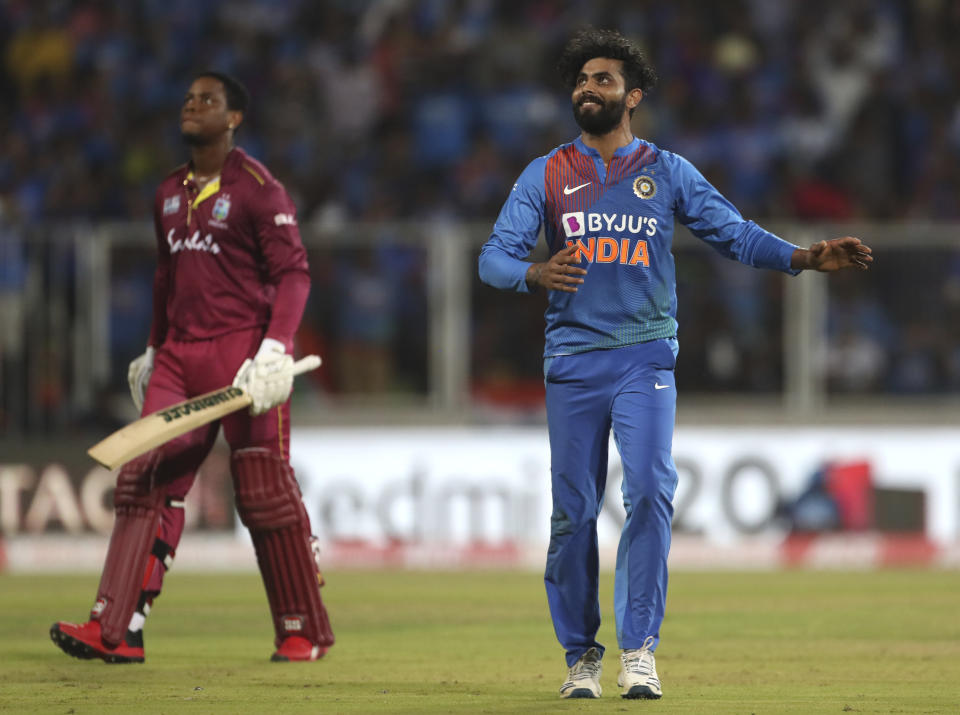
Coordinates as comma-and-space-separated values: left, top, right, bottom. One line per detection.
573, 94, 627, 136
181, 130, 213, 146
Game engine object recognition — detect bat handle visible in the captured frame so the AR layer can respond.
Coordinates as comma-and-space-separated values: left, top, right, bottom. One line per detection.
291, 355, 322, 376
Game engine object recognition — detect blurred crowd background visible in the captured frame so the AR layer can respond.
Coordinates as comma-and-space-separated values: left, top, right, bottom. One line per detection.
2, 0, 960, 433
5, 0, 960, 222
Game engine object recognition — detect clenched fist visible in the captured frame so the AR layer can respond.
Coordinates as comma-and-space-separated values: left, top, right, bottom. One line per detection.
232, 338, 295, 416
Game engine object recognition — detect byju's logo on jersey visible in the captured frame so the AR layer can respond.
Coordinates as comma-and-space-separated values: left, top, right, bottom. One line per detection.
567, 212, 659, 237
561, 212, 585, 238
162, 195, 181, 215
212, 194, 232, 221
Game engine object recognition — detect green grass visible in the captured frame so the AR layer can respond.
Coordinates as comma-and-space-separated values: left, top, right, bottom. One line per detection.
1, 569, 959, 713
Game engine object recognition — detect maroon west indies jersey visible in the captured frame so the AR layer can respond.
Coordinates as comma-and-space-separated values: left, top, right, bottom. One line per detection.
150, 147, 309, 347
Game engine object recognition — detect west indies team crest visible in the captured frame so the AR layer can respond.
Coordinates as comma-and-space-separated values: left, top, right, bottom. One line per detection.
633, 175, 657, 199
212, 194, 232, 221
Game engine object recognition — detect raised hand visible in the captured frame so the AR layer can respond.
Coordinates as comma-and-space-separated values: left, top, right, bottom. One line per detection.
797, 236, 873, 272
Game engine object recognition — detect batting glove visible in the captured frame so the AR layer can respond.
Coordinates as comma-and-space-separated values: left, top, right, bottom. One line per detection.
127, 346, 156, 413
232, 338, 295, 416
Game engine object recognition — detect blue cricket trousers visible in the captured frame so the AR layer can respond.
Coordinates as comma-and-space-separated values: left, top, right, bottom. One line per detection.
544, 338, 679, 667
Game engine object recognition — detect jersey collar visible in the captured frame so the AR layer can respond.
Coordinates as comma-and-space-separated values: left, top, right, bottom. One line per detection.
185, 172, 221, 208
573, 135, 641, 158
184, 148, 245, 208
573, 136, 642, 183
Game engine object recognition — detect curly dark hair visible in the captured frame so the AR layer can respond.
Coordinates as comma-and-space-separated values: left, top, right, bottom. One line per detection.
558, 28, 657, 96
193, 70, 250, 113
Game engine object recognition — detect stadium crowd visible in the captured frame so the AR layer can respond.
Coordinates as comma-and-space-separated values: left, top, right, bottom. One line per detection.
2, 0, 960, 428
4, 1, 960, 222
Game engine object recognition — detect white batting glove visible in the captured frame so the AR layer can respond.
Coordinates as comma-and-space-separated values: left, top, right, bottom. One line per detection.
232, 338, 295, 416
127, 346, 156, 413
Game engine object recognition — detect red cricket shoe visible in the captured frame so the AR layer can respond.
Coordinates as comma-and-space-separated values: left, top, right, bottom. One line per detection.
49, 620, 145, 664
270, 635, 328, 662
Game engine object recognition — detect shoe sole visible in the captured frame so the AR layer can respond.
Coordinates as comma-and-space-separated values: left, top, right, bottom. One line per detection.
621, 685, 662, 699
561, 688, 600, 699
49, 624, 144, 664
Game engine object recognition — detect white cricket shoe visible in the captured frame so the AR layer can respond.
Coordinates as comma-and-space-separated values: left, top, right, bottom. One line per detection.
618, 636, 662, 699
559, 646, 603, 699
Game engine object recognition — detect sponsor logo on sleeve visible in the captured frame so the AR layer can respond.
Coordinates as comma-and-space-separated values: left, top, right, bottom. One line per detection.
274, 213, 296, 226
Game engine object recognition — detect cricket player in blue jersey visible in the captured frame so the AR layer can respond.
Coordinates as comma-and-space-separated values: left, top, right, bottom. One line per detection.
479, 29, 872, 700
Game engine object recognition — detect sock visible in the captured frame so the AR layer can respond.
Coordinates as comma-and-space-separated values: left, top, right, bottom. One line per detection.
127, 593, 153, 633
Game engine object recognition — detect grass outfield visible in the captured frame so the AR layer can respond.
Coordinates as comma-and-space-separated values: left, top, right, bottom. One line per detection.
1, 569, 958, 713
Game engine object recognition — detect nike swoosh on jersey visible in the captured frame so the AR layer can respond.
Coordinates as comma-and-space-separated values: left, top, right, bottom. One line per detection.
654, 383, 670, 390
563, 182, 592, 195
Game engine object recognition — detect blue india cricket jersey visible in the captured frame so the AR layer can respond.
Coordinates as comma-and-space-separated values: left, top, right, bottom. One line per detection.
479, 136, 800, 357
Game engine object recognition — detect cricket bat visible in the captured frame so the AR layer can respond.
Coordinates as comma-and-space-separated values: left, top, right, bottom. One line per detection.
87, 355, 322, 470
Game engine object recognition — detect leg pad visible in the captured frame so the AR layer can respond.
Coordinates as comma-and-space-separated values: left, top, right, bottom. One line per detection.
94, 450, 166, 646
232, 448, 334, 649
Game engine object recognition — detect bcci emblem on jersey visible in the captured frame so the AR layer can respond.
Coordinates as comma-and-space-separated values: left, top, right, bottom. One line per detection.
633, 175, 657, 199
212, 195, 232, 221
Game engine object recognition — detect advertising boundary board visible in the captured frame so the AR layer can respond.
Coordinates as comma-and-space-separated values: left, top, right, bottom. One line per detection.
2, 426, 959, 571
283, 425, 960, 547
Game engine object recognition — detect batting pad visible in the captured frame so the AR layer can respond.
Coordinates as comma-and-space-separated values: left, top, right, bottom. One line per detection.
93, 449, 166, 646
232, 448, 334, 648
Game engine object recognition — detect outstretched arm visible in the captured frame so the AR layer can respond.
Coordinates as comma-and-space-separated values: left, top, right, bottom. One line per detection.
791, 236, 873, 272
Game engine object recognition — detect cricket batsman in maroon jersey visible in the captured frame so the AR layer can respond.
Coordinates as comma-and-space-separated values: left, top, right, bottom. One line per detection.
50, 72, 334, 663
